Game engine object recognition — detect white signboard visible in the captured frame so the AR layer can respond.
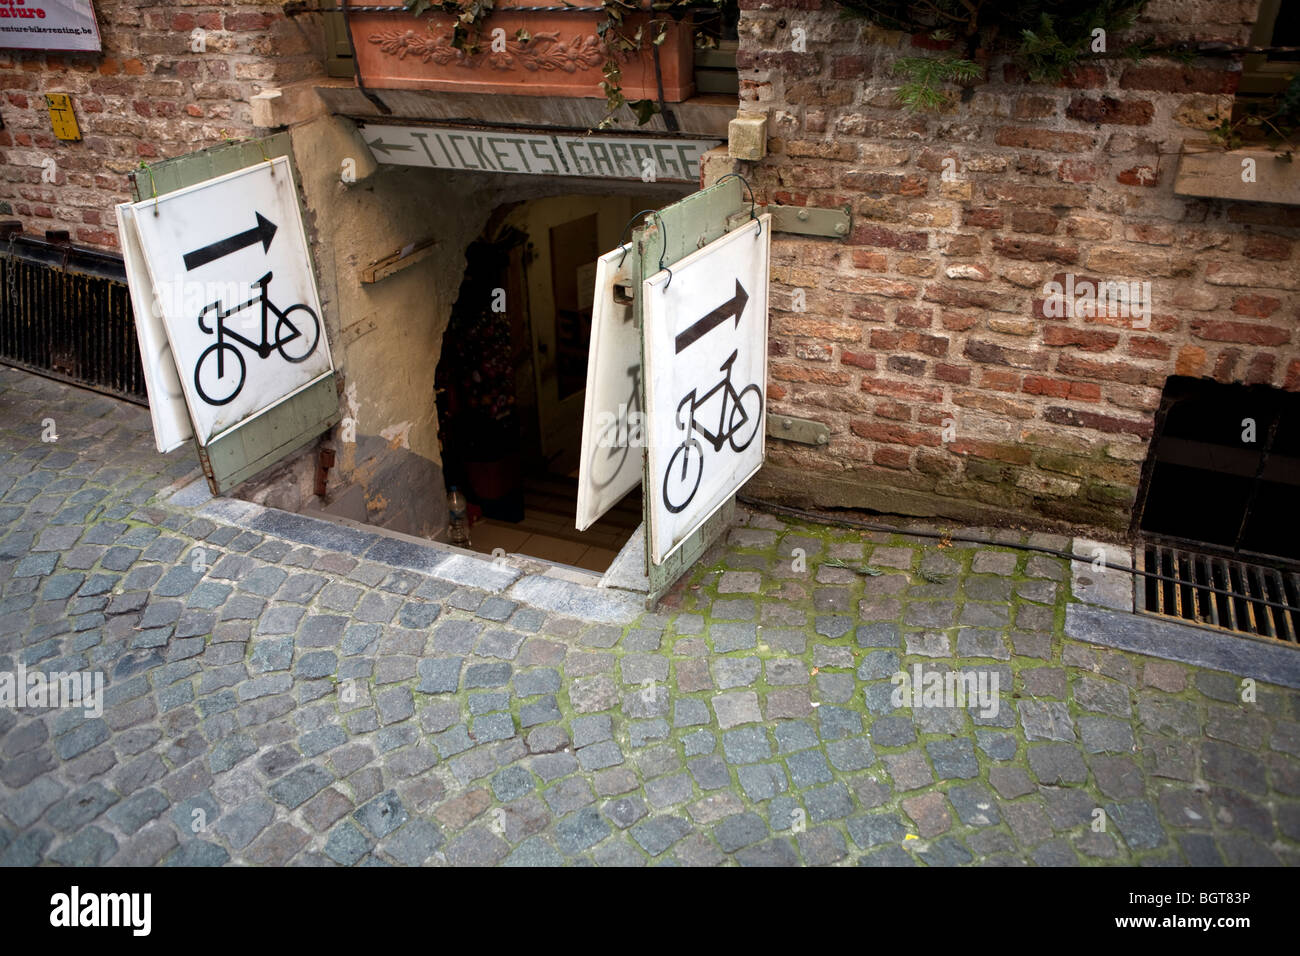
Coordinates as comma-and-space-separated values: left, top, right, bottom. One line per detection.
115, 203, 192, 454
0, 0, 102, 52
576, 244, 641, 531
123, 157, 333, 445
361, 123, 720, 184
644, 215, 771, 564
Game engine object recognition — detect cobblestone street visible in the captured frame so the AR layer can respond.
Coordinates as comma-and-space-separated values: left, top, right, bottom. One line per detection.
1, 366, 1298, 866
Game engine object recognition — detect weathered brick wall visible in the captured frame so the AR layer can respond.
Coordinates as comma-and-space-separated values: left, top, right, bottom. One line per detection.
0, 1, 326, 249
735, 0, 1298, 532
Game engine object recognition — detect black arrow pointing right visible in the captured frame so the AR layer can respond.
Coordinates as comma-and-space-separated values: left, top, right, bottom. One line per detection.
182, 212, 278, 272
675, 279, 749, 353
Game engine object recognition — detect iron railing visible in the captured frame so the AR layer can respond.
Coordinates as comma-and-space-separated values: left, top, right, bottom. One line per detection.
0, 231, 147, 405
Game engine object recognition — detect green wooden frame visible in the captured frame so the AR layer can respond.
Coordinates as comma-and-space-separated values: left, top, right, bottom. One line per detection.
321, 2, 357, 79
128, 134, 341, 496
632, 176, 750, 608
1240, 0, 1299, 96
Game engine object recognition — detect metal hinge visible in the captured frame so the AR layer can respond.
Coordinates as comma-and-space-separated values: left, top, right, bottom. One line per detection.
767, 414, 830, 445
727, 204, 851, 239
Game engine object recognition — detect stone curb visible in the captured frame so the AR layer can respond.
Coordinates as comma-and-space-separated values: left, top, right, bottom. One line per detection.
1066, 602, 1300, 689
168, 478, 642, 625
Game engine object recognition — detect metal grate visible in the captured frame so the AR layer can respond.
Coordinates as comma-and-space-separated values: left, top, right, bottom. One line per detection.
0, 234, 147, 405
1136, 540, 1300, 644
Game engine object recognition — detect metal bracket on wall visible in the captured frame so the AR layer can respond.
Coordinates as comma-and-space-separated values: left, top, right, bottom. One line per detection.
726, 203, 851, 239
767, 414, 830, 446
362, 237, 438, 284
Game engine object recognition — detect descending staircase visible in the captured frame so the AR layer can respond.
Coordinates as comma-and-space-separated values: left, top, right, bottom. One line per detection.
527, 474, 640, 540
470, 473, 640, 571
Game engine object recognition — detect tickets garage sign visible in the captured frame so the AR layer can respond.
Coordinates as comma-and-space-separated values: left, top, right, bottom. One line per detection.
361, 123, 721, 183
0, 0, 101, 52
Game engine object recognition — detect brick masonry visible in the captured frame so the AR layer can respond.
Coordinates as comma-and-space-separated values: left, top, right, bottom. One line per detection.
0, 1, 325, 248
732, 0, 1299, 531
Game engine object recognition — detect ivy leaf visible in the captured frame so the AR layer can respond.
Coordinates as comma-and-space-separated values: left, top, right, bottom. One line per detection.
629, 98, 660, 125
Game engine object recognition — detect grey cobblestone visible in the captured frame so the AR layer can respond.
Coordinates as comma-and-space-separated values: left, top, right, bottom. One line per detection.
0, 366, 1295, 867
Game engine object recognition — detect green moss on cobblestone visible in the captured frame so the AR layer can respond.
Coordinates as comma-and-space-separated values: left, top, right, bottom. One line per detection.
5, 366, 1296, 866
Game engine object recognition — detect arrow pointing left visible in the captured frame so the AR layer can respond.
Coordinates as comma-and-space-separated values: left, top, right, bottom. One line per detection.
183, 212, 278, 272
367, 137, 414, 156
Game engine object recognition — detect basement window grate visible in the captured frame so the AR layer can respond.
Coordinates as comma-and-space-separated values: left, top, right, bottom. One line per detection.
0, 233, 146, 405
1136, 539, 1300, 645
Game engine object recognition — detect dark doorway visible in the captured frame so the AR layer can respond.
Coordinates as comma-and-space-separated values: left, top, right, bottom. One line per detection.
435, 197, 652, 571
549, 213, 599, 403
435, 219, 528, 524
1134, 376, 1300, 563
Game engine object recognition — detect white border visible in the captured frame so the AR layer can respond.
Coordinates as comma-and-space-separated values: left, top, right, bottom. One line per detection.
575, 243, 640, 531
643, 215, 770, 565
128, 156, 334, 446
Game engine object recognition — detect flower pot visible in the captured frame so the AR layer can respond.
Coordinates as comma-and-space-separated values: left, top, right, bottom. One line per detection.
348, 3, 696, 101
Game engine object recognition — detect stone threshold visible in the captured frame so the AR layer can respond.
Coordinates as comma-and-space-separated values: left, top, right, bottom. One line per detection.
162, 475, 646, 626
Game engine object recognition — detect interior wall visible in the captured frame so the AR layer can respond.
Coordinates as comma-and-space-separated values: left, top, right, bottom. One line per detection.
501, 194, 664, 472
286, 115, 495, 537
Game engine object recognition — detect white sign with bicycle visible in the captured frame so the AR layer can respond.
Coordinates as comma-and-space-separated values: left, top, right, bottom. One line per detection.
576, 243, 642, 532
119, 156, 332, 445
644, 215, 770, 564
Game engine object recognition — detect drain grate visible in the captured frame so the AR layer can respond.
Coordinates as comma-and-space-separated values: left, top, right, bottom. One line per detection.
1136, 540, 1300, 644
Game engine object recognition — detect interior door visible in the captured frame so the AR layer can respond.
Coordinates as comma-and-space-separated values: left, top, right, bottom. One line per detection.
534, 213, 599, 473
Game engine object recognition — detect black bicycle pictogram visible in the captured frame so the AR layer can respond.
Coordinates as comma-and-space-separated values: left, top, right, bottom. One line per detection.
662, 348, 762, 514
193, 270, 320, 406
589, 363, 642, 490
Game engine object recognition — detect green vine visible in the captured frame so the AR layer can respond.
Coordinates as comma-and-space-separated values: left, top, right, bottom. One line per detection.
1015, 2, 1149, 82
1208, 72, 1300, 156
836, 0, 1150, 110
891, 56, 980, 110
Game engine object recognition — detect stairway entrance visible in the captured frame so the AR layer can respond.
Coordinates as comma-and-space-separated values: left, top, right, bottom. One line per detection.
434, 191, 678, 572
472, 474, 641, 572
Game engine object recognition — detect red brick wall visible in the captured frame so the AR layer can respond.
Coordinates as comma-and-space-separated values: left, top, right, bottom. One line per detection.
0, 1, 325, 249
736, 0, 1297, 530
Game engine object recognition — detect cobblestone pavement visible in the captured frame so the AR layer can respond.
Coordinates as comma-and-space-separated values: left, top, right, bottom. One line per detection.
1, 366, 1298, 867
